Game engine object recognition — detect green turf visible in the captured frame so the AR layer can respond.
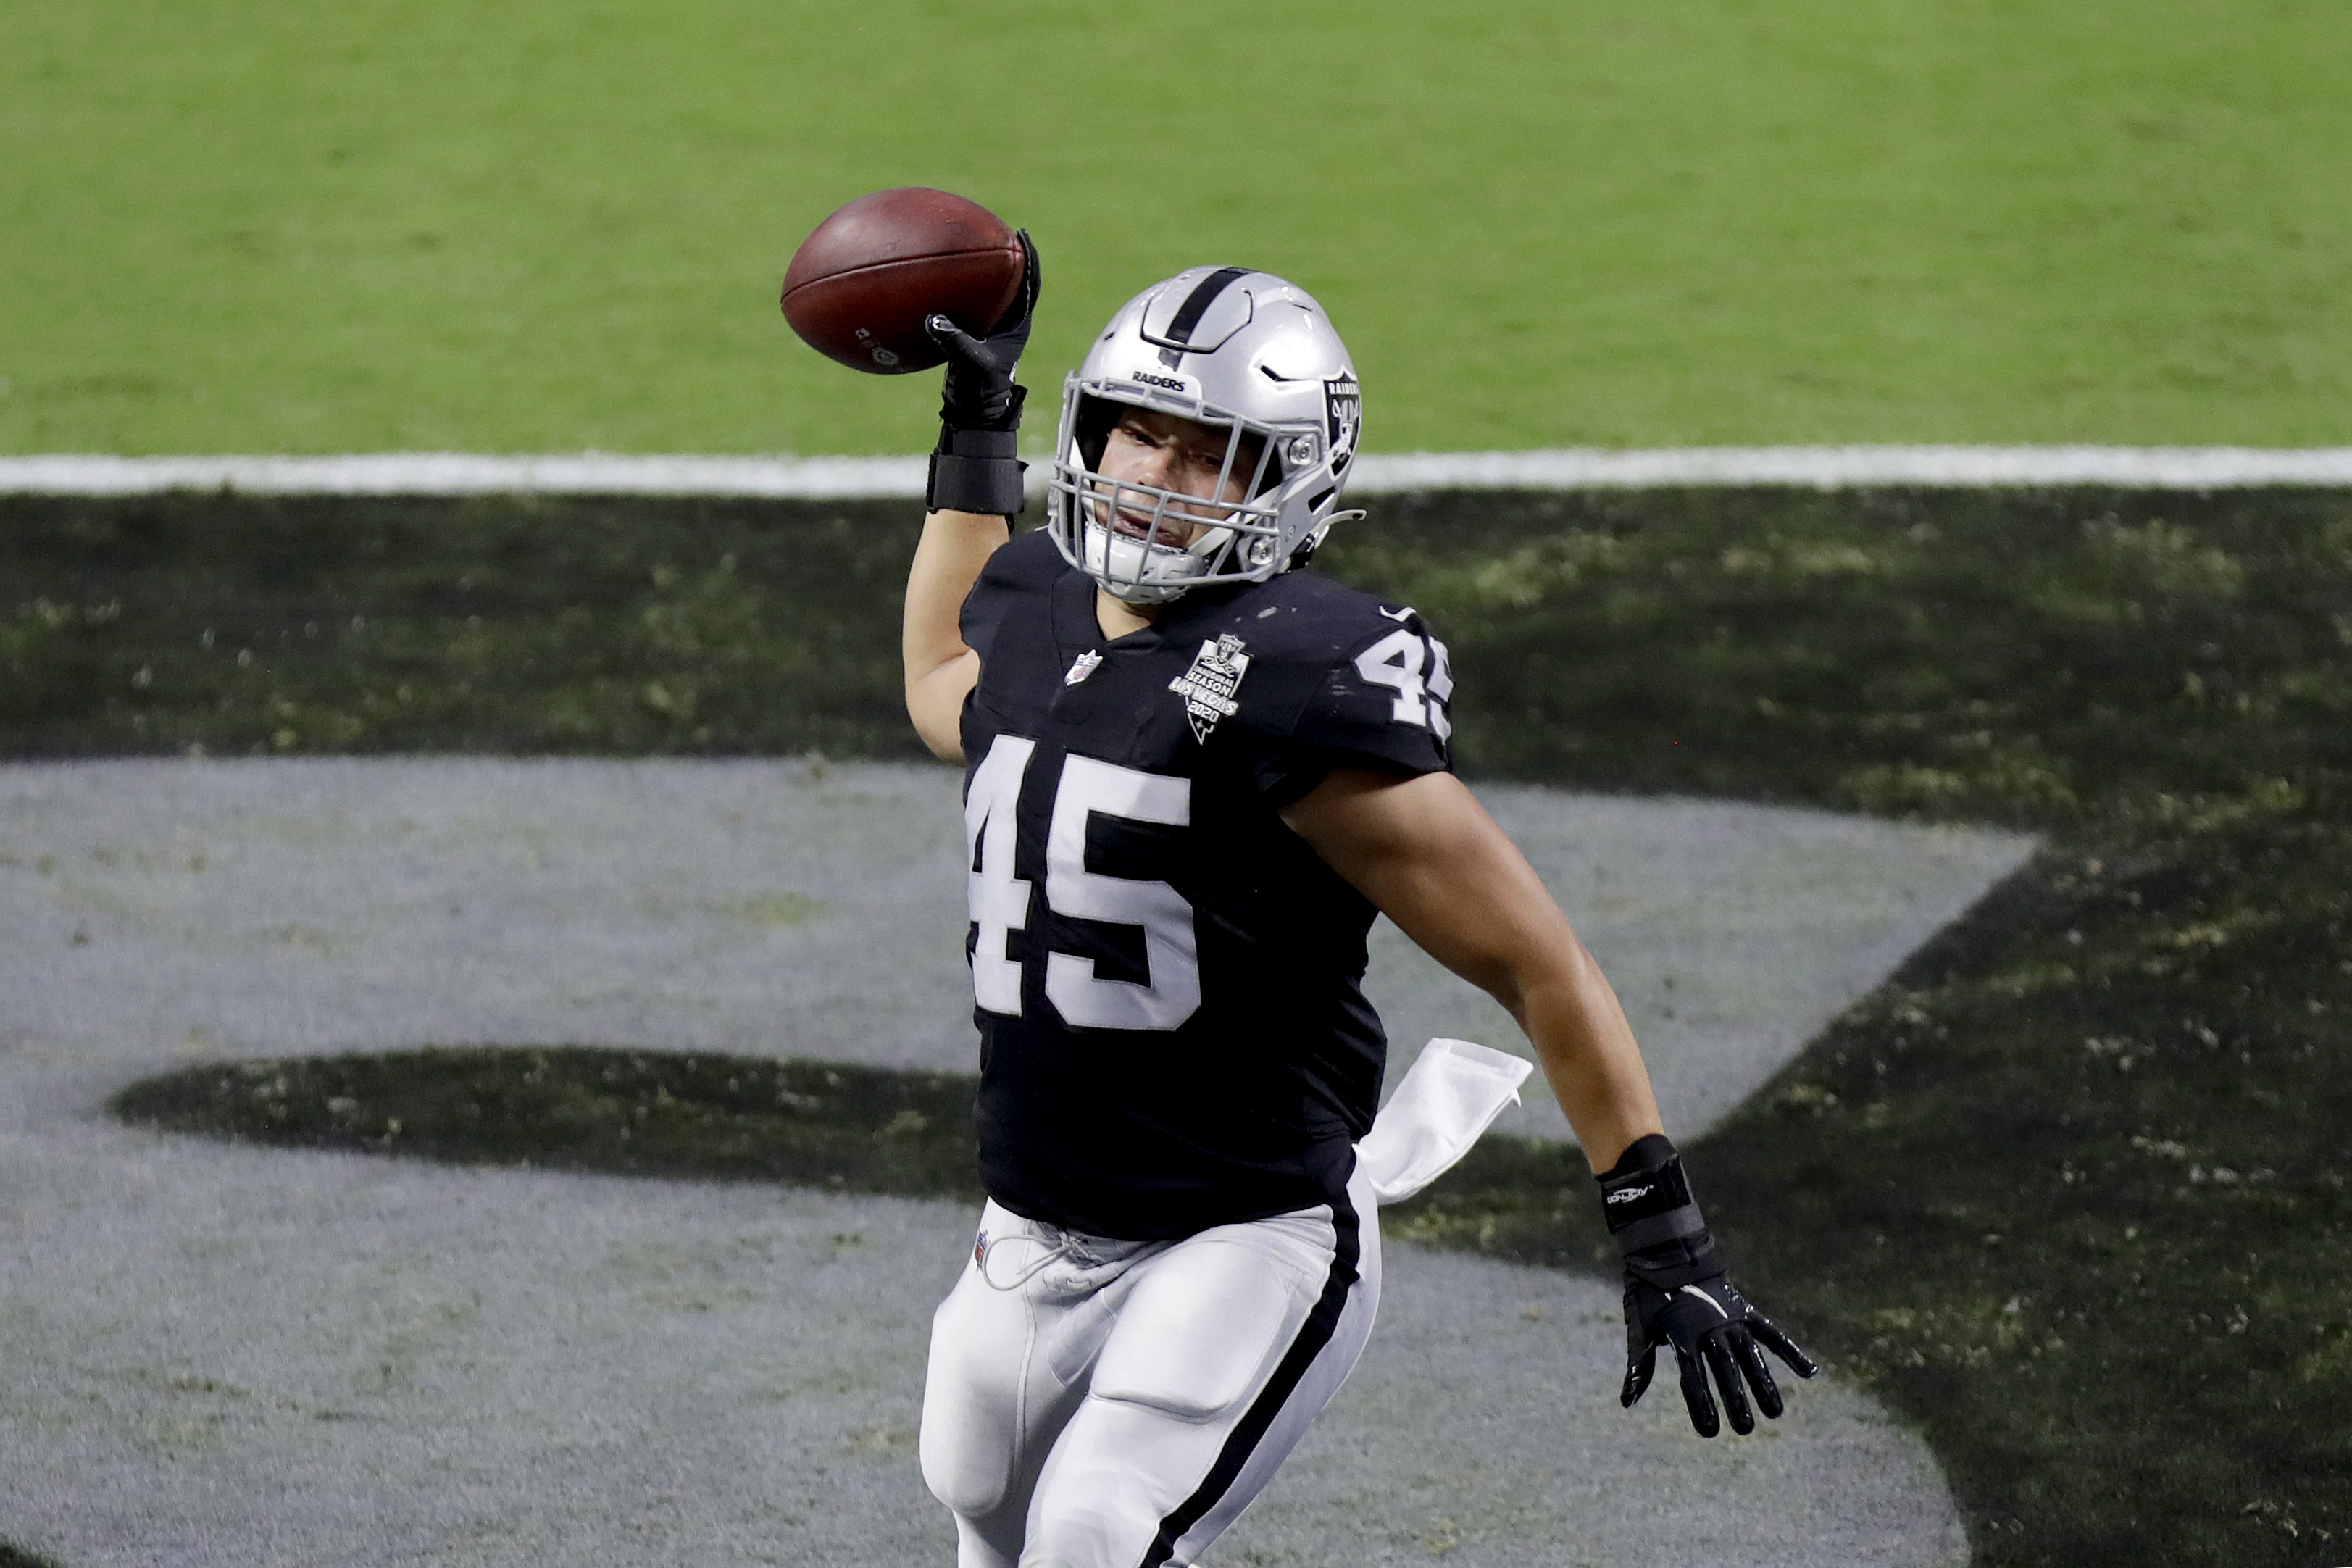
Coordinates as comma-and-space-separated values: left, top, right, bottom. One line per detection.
20, 485, 2352, 1563
0, 493, 921, 760
4, 0, 2348, 455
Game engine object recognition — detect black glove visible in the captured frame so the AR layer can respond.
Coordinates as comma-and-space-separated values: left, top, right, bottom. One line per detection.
1598, 1133, 1817, 1438
922, 230, 1038, 516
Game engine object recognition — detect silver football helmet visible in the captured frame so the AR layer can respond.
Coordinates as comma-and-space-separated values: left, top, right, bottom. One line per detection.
1046, 267, 1364, 604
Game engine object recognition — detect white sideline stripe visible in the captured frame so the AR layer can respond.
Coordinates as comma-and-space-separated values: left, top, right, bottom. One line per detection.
0, 453, 930, 499
5, 446, 2352, 497
1356, 445, 2352, 490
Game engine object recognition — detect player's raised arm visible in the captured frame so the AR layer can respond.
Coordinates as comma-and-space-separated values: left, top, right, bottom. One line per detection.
903, 510, 1006, 762
901, 234, 1041, 761
1283, 766, 1818, 1438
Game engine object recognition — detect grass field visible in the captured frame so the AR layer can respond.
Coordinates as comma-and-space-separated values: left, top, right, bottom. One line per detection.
8, 486, 2351, 1564
4, 0, 2349, 456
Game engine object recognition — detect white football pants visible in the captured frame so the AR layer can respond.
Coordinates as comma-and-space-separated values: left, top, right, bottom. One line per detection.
918, 1160, 1380, 1568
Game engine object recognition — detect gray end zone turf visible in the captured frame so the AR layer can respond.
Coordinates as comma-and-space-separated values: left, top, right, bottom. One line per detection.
0, 758, 2024, 1566
0, 756, 2032, 1143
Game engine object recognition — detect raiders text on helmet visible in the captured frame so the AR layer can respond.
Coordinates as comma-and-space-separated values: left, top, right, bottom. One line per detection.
1047, 267, 1364, 604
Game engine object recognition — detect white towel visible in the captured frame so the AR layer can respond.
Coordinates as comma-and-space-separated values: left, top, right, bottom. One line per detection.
1355, 1038, 1536, 1206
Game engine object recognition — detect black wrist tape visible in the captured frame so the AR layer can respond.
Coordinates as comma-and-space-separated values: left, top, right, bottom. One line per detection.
1595, 1135, 1724, 1289
926, 427, 1026, 516
1600, 1133, 1679, 1182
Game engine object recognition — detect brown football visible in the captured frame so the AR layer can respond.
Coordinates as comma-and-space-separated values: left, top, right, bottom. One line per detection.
780, 188, 1025, 375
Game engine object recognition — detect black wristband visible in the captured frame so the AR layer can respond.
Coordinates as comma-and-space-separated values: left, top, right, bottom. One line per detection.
927, 395, 1029, 516
935, 427, 1019, 461
926, 425, 1026, 516
1600, 1133, 1680, 1182
1596, 1135, 1725, 1290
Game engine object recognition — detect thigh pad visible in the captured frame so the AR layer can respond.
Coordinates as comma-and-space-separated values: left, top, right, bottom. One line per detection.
921, 1268, 1025, 1519
1089, 1238, 1308, 1422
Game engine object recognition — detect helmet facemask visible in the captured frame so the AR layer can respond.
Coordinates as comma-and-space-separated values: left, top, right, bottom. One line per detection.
1045, 267, 1364, 606
1056, 391, 1291, 604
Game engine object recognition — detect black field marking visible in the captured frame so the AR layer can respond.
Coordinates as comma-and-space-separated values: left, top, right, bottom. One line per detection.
1141, 1180, 1362, 1568
23, 483, 2352, 1561
111, 1041, 1622, 1258
110, 1047, 985, 1198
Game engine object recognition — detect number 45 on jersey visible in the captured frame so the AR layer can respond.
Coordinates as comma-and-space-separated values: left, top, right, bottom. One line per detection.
962, 618, 1451, 1035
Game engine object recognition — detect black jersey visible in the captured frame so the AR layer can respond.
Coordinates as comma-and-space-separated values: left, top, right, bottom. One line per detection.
956, 529, 1456, 1239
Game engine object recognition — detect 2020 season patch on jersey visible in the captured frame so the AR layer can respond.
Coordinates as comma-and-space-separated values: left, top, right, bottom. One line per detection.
956, 531, 1454, 1238
1167, 634, 1251, 743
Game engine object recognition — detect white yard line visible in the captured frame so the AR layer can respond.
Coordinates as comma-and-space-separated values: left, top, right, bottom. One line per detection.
5, 446, 2352, 497
1353, 444, 2352, 490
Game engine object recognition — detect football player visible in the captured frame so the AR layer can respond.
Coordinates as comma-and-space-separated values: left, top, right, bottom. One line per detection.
901, 239, 1815, 1568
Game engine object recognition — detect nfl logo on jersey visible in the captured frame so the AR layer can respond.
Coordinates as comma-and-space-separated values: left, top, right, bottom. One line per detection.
1167, 634, 1252, 743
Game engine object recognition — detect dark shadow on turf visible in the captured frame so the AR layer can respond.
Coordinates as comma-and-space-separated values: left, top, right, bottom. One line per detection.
109, 1046, 985, 1201
110, 1045, 1619, 1264
1, 1541, 68, 1568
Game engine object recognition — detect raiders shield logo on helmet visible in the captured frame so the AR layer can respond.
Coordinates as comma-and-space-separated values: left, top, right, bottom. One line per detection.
1325, 374, 1361, 456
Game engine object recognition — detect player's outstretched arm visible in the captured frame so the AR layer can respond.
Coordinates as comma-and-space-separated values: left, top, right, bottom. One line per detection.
1282, 768, 1662, 1162
901, 234, 1041, 762
1283, 767, 1818, 1436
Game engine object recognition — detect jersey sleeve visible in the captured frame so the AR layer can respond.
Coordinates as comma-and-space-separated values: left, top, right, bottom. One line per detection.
1251, 609, 1456, 806
958, 527, 1064, 667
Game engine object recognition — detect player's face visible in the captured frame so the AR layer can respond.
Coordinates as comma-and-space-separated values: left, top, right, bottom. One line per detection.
1093, 409, 1265, 546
